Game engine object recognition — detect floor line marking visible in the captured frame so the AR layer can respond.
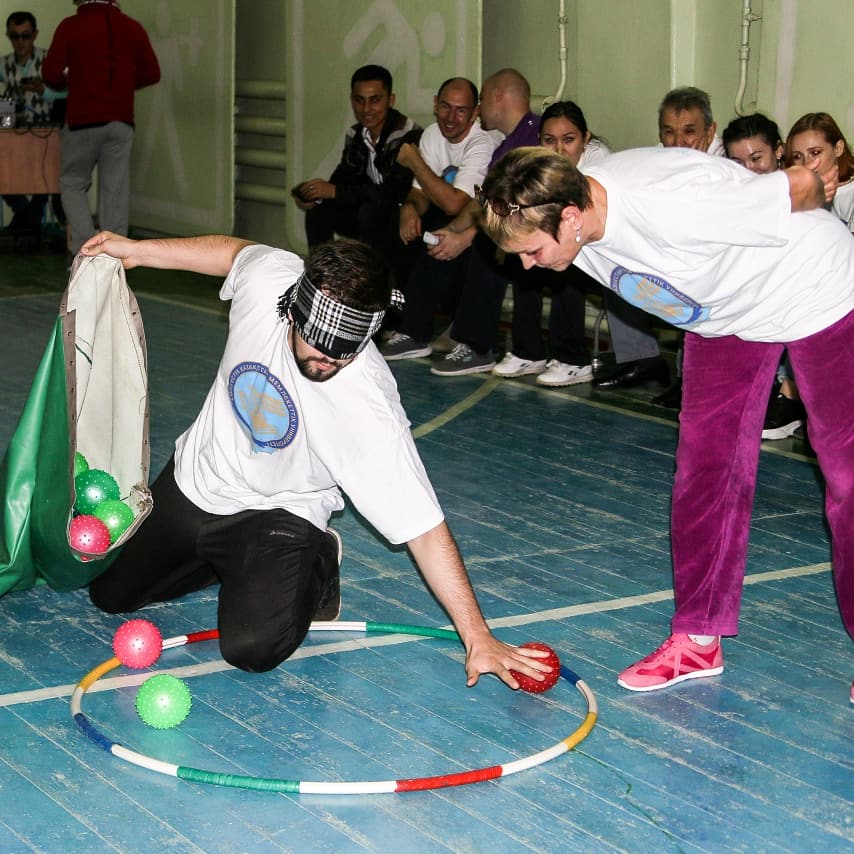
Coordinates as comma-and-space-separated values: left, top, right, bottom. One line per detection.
0, 562, 828, 708
412, 376, 499, 439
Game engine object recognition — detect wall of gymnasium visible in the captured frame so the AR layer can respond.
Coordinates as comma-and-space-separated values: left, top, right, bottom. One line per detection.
6, 0, 233, 237
14, 2, 853, 250
249, 0, 854, 252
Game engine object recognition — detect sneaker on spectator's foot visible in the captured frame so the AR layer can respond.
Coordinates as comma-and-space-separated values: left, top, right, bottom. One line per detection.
430, 343, 496, 376
617, 633, 723, 692
762, 390, 806, 440
536, 360, 593, 387
381, 332, 432, 361
430, 323, 460, 354
314, 528, 342, 621
492, 352, 547, 378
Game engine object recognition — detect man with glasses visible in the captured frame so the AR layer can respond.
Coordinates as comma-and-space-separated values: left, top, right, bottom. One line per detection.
381, 76, 501, 360
1, 11, 65, 235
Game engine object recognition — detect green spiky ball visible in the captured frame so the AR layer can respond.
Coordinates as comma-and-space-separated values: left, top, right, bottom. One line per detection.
135, 674, 192, 729
93, 499, 134, 543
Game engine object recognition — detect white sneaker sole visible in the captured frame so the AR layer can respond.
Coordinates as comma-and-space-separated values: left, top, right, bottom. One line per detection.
492, 365, 547, 378
431, 363, 495, 376
617, 664, 723, 692
536, 373, 593, 387
384, 346, 432, 361
762, 420, 803, 440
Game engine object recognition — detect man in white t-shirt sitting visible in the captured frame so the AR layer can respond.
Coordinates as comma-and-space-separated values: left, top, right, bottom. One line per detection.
81, 231, 548, 689
381, 77, 501, 359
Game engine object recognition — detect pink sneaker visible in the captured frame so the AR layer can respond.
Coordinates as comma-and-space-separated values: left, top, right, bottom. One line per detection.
618, 634, 723, 692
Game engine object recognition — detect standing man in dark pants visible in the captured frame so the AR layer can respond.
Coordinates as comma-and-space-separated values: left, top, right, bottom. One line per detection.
42, 0, 160, 256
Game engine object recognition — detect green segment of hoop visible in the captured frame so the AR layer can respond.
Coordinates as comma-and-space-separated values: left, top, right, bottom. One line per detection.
366, 622, 460, 641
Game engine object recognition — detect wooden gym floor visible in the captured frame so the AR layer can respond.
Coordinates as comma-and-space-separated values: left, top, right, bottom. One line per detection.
0, 248, 851, 853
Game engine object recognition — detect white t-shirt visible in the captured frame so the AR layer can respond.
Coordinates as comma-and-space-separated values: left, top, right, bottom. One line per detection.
576, 147, 854, 342
173, 245, 443, 544
832, 178, 854, 231
413, 119, 502, 198
578, 137, 611, 170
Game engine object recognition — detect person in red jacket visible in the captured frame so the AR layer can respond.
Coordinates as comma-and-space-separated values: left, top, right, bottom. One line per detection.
42, 0, 160, 255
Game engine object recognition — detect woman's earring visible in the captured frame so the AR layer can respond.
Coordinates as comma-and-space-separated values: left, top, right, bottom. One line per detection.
575, 226, 582, 244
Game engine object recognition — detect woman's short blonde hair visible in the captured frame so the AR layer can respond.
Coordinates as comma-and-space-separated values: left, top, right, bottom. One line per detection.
479, 147, 592, 248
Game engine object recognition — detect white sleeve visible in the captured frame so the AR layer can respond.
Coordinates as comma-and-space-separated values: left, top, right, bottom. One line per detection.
451, 133, 499, 198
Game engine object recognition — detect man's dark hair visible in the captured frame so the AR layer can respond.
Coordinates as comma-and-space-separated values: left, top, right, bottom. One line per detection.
351, 65, 392, 95
305, 239, 391, 312
437, 77, 479, 106
6, 11, 36, 31
658, 86, 714, 129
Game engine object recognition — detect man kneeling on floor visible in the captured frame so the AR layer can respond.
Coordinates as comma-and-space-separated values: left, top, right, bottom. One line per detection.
82, 231, 547, 687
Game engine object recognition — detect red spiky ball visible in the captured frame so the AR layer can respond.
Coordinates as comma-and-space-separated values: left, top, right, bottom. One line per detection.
510, 642, 561, 693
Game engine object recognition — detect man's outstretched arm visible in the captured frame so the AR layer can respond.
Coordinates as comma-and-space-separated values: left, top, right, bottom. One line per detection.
407, 521, 554, 689
81, 232, 255, 276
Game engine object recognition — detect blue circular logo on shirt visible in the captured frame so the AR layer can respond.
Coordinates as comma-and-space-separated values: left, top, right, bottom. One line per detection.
228, 362, 298, 452
610, 266, 708, 326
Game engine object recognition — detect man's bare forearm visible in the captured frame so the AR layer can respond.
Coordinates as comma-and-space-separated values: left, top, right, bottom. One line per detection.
81, 232, 255, 275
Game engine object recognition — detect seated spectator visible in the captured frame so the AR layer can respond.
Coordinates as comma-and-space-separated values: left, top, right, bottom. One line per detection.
589, 84, 729, 396
617, 86, 725, 408
786, 112, 854, 231
489, 100, 609, 386
724, 112, 806, 441
292, 64, 421, 284
1, 11, 65, 235
395, 68, 541, 375
380, 76, 502, 361
747, 112, 854, 442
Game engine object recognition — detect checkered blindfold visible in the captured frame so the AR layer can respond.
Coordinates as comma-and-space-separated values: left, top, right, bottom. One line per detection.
278, 273, 404, 360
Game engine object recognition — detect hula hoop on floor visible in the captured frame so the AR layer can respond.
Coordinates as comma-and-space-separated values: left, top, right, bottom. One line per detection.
70, 621, 598, 795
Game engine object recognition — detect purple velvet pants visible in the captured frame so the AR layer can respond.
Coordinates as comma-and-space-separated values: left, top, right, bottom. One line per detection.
671, 309, 854, 642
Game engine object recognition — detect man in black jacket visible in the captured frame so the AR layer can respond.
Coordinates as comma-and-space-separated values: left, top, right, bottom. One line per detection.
293, 65, 421, 282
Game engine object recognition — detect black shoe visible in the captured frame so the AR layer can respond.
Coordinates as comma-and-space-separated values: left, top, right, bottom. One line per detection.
762, 392, 806, 440
314, 528, 342, 621
651, 377, 682, 409
593, 357, 670, 389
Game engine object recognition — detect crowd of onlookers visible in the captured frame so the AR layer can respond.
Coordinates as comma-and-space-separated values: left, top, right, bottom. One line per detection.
293, 64, 854, 443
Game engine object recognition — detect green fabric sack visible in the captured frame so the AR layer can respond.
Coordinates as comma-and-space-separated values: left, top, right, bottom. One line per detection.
0, 254, 152, 597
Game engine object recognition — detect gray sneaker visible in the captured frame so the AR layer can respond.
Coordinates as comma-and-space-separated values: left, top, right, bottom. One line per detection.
314, 528, 342, 622
430, 323, 460, 354
430, 343, 496, 376
381, 332, 432, 361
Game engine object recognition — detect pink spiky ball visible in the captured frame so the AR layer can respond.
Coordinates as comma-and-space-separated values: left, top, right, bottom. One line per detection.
69, 514, 111, 555
112, 619, 163, 669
